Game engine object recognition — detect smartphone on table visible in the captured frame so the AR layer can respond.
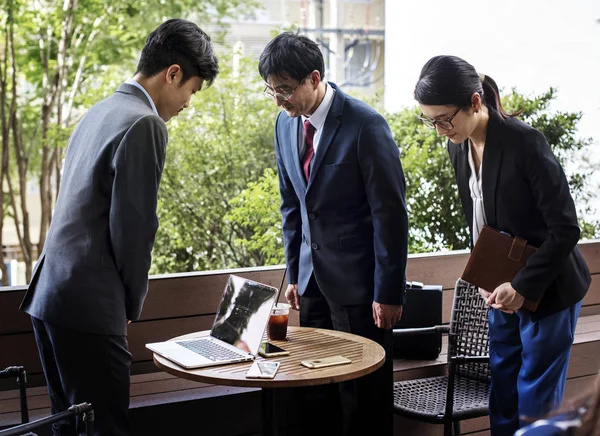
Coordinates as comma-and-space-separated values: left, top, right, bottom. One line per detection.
246, 360, 281, 379
300, 355, 352, 369
258, 341, 290, 357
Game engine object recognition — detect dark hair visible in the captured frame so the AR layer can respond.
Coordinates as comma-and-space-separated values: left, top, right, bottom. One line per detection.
258, 32, 325, 82
525, 371, 600, 436
575, 372, 600, 435
136, 19, 219, 88
414, 55, 520, 119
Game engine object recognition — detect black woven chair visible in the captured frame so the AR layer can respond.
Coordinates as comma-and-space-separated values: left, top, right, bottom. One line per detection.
0, 366, 29, 424
393, 279, 490, 436
0, 403, 94, 436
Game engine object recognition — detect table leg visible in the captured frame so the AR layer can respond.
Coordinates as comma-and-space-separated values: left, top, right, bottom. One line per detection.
262, 388, 278, 436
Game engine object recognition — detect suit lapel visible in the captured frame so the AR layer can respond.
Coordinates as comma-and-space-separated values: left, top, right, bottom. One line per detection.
482, 109, 504, 229
454, 140, 473, 233
307, 83, 344, 190
288, 117, 306, 189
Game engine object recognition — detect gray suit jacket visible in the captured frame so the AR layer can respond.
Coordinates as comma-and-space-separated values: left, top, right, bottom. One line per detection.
21, 83, 168, 336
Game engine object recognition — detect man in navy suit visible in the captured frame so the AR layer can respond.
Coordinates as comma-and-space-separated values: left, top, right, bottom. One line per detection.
259, 32, 408, 436
20, 19, 218, 436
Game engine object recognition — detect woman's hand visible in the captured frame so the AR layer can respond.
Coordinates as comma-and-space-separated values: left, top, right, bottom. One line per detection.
478, 288, 492, 300
487, 282, 525, 313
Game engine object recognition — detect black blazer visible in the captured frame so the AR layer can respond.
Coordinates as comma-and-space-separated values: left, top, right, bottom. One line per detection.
448, 108, 590, 320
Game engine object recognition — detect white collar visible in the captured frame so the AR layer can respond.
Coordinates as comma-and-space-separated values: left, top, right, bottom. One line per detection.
125, 79, 159, 116
302, 82, 335, 130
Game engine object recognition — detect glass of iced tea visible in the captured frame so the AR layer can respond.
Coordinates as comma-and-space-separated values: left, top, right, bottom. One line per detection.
268, 303, 290, 341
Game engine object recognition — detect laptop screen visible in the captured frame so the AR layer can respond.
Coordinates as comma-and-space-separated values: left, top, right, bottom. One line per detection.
210, 275, 278, 355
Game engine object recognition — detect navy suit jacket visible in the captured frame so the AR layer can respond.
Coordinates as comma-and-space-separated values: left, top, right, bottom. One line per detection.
21, 84, 168, 336
448, 108, 590, 319
274, 82, 408, 306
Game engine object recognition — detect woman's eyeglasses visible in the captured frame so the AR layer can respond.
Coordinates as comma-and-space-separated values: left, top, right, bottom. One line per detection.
418, 107, 462, 130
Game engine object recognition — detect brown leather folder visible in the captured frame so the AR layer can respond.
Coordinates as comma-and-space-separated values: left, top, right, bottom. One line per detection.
461, 225, 541, 312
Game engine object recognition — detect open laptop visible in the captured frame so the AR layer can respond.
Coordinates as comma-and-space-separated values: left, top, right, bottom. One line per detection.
146, 274, 278, 369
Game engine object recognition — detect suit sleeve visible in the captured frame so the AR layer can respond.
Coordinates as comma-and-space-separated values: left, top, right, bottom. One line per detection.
512, 129, 580, 301
110, 114, 168, 321
274, 114, 302, 284
358, 112, 409, 305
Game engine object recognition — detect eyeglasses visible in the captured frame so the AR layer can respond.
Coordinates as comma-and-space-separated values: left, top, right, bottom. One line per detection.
263, 79, 305, 101
418, 107, 462, 130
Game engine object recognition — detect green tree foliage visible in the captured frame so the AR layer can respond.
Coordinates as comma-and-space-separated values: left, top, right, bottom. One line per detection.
0, 0, 257, 281
149, 55, 280, 274
386, 108, 469, 252
225, 167, 284, 266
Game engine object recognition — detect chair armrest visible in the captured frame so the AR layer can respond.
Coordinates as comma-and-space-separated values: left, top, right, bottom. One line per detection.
450, 355, 490, 364
0, 403, 94, 436
392, 325, 449, 337
0, 366, 28, 424
0, 366, 24, 378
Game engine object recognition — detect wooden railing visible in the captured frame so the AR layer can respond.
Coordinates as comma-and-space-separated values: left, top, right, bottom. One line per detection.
1, 241, 598, 384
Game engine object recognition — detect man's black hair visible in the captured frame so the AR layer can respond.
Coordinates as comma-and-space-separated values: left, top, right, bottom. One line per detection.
137, 19, 219, 88
259, 32, 325, 82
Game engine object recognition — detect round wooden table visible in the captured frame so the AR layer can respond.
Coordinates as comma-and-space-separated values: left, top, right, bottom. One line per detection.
152, 326, 386, 436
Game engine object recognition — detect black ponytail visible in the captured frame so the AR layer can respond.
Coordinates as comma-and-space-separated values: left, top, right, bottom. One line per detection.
414, 55, 522, 119
479, 74, 523, 118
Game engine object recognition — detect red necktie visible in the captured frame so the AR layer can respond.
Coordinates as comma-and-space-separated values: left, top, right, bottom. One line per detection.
302, 120, 316, 182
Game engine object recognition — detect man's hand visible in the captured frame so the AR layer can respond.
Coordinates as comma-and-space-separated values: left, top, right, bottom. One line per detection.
127, 320, 132, 325
372, 302, 403, 329
285, 284, 300, 310
487, 282, 524, 313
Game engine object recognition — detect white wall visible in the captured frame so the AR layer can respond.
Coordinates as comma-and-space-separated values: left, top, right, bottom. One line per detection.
384, 0, 600, 217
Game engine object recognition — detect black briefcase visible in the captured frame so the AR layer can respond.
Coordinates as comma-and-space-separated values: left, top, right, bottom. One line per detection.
393, 281, 443, 360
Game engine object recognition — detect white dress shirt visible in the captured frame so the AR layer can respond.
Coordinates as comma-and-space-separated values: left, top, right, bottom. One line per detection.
468, 140, 487, 244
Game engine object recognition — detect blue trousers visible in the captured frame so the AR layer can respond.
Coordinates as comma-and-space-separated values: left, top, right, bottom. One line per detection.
488, 301, 581, 436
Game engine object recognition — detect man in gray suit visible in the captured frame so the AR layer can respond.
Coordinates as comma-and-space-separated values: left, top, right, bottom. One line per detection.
20, 19, 219, 436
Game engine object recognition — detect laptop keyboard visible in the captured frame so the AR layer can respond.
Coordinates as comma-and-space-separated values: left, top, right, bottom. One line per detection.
177, 339, 243, 361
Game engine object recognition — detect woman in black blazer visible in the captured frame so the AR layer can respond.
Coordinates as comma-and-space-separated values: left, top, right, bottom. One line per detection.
413, 55, 591, 435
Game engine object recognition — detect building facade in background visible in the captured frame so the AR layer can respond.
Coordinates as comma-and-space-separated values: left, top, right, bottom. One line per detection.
215, 0, 385, 98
